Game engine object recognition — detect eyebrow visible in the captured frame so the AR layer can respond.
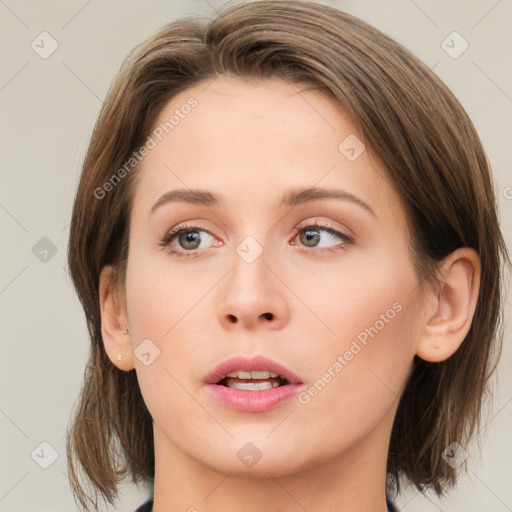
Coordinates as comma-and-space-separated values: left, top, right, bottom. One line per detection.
150, 189, 218, 214
149, 187, 376, 217
281, 187, 375, 217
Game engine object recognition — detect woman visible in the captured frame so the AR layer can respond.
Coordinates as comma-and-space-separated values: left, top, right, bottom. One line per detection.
66, 1, 508, 511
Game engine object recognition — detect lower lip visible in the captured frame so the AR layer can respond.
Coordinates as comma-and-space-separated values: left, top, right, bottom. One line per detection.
205, 383, 303, 412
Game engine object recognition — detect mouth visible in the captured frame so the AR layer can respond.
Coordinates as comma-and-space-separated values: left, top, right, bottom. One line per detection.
217, 370, 289, 391
204, 355, 304, 412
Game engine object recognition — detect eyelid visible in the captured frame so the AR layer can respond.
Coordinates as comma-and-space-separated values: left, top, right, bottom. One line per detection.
292, 218, 355, 243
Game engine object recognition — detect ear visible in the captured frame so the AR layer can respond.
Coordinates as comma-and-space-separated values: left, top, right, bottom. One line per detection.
99, 265, 135, 371
416, 248, 481, 362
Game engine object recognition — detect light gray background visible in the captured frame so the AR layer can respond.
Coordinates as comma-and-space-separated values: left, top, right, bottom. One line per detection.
0, 1, 511, 511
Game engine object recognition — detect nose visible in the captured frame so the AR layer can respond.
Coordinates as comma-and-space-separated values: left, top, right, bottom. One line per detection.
217, 247, 290, 331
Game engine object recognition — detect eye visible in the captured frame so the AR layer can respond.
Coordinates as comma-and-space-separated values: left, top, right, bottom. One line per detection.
160, 221, 353, 257
291, 222, 353, 251
159, 223, 220, 256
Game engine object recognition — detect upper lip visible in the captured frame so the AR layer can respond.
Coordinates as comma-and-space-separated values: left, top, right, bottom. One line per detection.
203, 355, 303, 385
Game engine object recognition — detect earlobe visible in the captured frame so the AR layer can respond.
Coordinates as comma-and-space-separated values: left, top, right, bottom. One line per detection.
415, 248, 481, 363
99, 265, 135, 371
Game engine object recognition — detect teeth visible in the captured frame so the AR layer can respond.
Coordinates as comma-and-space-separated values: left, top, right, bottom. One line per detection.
226, 380, 282, 390
225, 370, 280, 379
251, 370, 272, 379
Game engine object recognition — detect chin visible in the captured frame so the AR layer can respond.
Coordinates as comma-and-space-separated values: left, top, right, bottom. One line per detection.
186, 434, 322, 478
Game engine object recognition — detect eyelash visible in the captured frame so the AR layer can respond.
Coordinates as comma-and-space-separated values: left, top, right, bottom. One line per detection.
159, 221, 354, 258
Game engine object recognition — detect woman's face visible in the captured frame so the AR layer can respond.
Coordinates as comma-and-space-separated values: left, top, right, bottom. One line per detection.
123, 76, 426, 476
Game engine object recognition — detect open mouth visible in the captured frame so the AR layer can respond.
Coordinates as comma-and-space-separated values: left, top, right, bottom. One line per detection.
217, 370, 290, 390
205, 356, 303, 412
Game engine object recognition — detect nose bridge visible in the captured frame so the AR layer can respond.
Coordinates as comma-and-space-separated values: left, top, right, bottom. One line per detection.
230, 240, 269, 301
217, 235, 290, 330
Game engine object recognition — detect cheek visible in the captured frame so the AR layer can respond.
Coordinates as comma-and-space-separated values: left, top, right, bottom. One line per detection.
124, 245, 219, 341
296, 243, 419, 353
294, 254, 420, 432
124, 248, 219, 397
123, 255, 211, 434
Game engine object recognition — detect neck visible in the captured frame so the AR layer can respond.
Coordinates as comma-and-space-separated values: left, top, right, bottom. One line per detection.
151, 413, 394, 512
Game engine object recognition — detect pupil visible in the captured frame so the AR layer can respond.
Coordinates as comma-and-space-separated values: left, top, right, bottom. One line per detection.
301, 229, 319, 247
179, 231, 200, 249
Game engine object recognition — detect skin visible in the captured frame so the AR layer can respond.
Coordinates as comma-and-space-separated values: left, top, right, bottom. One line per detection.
99, 76, 481, 512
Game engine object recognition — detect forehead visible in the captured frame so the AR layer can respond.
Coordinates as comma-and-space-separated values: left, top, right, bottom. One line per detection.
143, 76, 349, 170
130, 75, 404, 229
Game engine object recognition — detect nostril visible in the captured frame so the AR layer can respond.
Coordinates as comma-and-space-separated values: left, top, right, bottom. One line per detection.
227, 314, 237, 323
262, 312, 274, 321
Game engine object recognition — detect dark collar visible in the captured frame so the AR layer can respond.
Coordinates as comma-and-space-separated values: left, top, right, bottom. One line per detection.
137, 497, 399, 511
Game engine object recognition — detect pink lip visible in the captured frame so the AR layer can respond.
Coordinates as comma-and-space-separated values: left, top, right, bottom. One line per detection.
203, 355, 304, 413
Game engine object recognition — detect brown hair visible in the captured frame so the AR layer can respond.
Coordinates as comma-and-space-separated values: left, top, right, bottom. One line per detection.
66, 0, 509, 509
